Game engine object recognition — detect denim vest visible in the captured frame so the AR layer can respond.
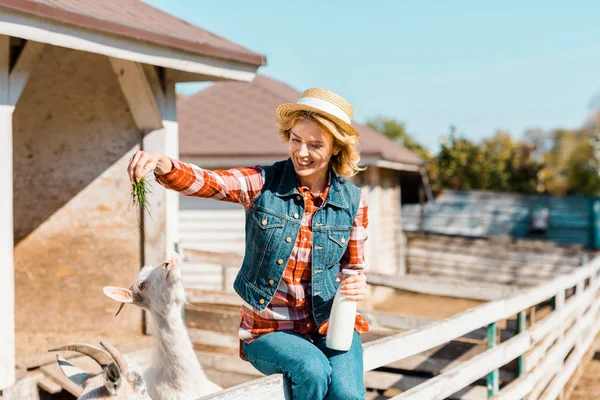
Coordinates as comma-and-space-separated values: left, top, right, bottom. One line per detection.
232, 158, 362, 327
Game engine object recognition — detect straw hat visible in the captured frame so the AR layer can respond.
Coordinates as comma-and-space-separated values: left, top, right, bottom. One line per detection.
276, 88, 360, 137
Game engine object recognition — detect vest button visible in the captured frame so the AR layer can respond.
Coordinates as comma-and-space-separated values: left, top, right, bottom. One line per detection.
341, 237, 346, 244
296, 195, 301, 201
259, 299, 265, 305
285, 237, 292, 243
261, 218, 268, 226
269, 279, 275, 285
277, 259, 284, 265
293, 213, 299, 219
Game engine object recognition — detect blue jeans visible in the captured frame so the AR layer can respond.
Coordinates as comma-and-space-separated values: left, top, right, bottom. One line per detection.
242, 330, 365, 400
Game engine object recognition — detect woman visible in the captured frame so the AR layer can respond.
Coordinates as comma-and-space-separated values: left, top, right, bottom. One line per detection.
128, 88, 370, 399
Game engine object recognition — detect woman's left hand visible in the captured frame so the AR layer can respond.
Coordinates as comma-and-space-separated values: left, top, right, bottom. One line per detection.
336, 272, 367, 301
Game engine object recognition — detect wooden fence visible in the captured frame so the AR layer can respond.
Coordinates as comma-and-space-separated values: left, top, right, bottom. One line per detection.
198, 256, 600, 400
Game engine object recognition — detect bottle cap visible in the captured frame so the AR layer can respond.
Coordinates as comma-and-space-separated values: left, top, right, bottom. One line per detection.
341, 269, 359, 276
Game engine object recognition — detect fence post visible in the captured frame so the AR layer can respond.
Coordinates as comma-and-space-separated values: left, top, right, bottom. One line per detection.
517, 311, 526, 376
487, 322, 499, 397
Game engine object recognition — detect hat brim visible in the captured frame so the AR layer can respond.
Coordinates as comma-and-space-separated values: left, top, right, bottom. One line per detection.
276, 103, 360, 138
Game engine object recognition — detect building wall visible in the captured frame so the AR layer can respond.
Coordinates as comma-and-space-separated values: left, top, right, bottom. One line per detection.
12, 45, 143, 355
376, 168, 402, 273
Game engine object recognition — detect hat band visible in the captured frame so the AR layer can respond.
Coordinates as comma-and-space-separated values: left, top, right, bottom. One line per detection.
296, 97, 351, 124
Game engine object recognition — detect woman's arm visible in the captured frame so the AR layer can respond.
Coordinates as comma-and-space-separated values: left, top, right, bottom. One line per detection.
127, 150, 264, 208
337, 191, 369, 301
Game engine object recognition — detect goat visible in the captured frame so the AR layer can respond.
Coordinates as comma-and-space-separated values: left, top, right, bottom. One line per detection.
49, 341, 148, 399
103, 251, 222, 399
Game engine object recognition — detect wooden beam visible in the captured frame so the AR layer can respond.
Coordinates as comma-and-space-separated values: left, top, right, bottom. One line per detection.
109, 57, 163, 132
162, 73, 179, 259
0, 34, 14, 391
367, 273, 516, 301
8, 39, 43, 105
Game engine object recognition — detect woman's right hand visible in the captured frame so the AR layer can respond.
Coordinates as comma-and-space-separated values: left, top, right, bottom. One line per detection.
127, 151, 172, 183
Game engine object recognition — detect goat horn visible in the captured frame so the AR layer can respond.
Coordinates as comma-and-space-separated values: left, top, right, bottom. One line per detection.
100, 341, 129, 376
49, 343, 113, 367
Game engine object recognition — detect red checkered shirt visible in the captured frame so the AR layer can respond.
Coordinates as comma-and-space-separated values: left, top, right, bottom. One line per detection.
156, 160, 371, 344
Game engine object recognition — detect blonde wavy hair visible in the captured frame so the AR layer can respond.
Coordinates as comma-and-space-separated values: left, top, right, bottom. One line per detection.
277, 110, 364, 178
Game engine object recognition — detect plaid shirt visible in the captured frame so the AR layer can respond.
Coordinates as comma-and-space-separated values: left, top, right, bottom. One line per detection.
156, 160, 371, 345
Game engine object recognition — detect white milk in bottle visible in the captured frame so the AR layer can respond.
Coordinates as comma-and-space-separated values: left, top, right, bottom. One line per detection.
326, 269, 359, 351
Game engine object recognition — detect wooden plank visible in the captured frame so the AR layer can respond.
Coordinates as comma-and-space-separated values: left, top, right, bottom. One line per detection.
392, 297, 599, 400
491, 305, 600, 400
539, 318, 600, 400
0, 34, 14, 391
8, 40, 44, 105
365, 371, 486, 399
407, 259, 573, 280
188, 328, 238, 349
390, 329, 531, 399
367, 272, 516, 301
408, 265, 554, 287
197, 374, 291, 400
37, 377, 63, 394
407, 248, 577, 271
363, 257, 600, 372
109, 57, 163, 132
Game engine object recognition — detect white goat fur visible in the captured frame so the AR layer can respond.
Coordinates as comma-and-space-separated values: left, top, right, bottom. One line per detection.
104, 252, 222, 399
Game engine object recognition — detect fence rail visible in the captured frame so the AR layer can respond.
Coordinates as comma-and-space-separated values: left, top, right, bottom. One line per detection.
199, 256, 600, 399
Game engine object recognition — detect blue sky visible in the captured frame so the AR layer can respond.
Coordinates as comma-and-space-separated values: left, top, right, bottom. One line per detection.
143, 0, 600, 152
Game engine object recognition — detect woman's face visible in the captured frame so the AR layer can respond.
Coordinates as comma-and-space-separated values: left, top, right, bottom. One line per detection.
289, 119, 335, 184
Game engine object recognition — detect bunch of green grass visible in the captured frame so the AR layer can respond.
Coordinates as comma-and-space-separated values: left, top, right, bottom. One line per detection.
130, 177, 153, 226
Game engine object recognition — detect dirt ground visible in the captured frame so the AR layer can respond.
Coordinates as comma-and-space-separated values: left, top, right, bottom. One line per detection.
570, 341, 600, 400
366, 289, 483, 319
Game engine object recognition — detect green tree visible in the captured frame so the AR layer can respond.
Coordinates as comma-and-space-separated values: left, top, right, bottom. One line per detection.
538, 126, 600, 195
366, 117, 441, 194
435, 127, 485, 190
366, 117, 431, 161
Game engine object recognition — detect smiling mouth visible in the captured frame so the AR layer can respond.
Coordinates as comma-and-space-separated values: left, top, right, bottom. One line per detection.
297, 159, 313, 167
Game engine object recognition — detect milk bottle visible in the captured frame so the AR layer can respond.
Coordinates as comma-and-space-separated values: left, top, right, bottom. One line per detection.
326, 269, 358, 351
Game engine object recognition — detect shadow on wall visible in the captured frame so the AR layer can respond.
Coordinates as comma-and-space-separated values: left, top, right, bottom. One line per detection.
12, 45, 140, 244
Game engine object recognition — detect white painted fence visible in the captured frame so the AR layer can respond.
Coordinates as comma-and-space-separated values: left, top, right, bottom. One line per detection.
199, 256, 600, 400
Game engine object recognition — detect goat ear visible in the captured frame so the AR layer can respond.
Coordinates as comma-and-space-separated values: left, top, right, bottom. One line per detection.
103, 286, 135, 303
56, 355, 92, 387
170, 250, 181, 264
